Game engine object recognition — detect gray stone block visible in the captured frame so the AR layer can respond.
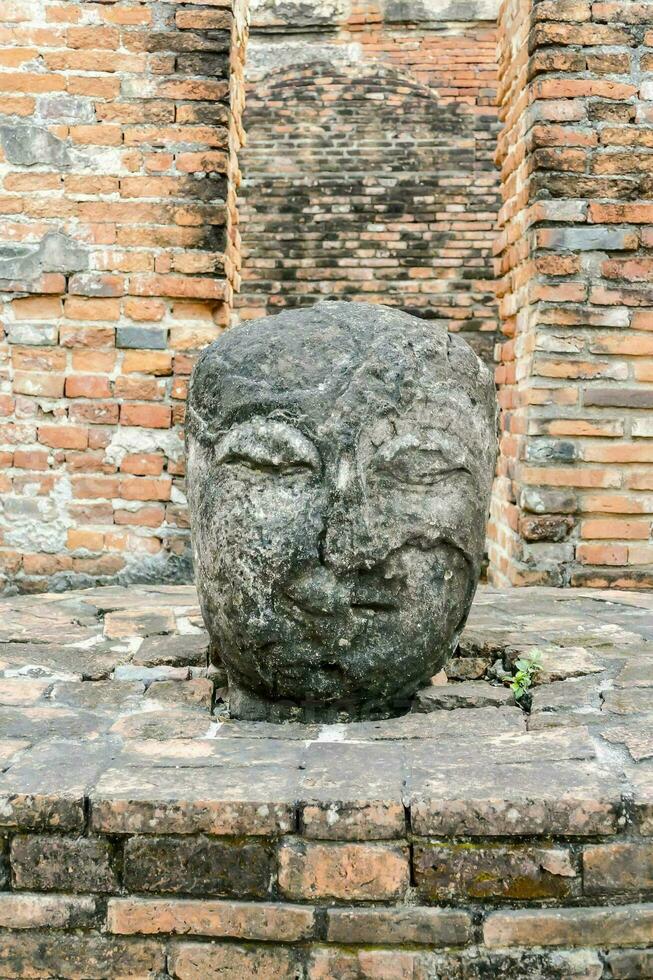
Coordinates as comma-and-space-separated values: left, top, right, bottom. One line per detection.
6, 324, 58, 346
382, 0, 500, 23
0, 125, 71, 167
544, 227, 638, 251
117, 326, 168, 350
35, 94, 95, 124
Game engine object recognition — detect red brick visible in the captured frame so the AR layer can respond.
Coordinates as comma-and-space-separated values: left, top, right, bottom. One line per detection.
63, 297, 121, 321
119, 477, 172, 501
114, 506, 165, 527
13, 372, 65, 398
13, 449, 49, 470
122, 351, 173, 375
114, 377, 163, 401
67, 529, 105, 551
65, 375, 112, 399
120, 404, 172, 429
71, 351, 117, 373
72, 476, 120, 499
38, 425, 88, 450
69, 403, 120, 425
581, 519, 650, 540
278, 841, 409, 901
120, 454, 164, 476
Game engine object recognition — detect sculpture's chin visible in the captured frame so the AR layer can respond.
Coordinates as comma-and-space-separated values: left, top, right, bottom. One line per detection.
219, 616, 454, 719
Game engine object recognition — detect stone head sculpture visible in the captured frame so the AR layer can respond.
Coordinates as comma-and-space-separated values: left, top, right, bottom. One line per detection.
186, 302, 497, 721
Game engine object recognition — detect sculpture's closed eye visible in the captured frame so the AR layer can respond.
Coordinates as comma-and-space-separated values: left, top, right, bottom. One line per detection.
215, 420, 320, 475
372, 435, 471, 487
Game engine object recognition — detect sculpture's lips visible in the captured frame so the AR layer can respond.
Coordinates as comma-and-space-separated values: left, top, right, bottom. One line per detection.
286, 598, 398, 624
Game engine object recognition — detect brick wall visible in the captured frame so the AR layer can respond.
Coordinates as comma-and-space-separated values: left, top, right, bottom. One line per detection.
0, 0, 247, 593
236, 0, 501, 362
489, 0, 653, 588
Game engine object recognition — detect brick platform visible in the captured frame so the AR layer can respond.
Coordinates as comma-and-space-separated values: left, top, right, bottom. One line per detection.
1, 585, 653, 976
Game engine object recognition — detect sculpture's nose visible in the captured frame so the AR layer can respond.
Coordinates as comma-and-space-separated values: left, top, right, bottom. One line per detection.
322, 455, 377, 575
283, 565, 349, 616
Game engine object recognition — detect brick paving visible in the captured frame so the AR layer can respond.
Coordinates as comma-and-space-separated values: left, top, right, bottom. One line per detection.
1, 584, 652, 976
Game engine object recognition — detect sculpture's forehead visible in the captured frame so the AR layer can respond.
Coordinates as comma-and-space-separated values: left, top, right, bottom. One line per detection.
199, 320, 453, 425
188, 303, 496, 461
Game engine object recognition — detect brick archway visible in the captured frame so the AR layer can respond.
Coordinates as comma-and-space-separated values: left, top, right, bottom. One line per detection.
236, 59, 500, 361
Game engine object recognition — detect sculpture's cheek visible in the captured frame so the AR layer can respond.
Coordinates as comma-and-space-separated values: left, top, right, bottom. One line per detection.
362, 476, 485, 561
200, 473, 324, 583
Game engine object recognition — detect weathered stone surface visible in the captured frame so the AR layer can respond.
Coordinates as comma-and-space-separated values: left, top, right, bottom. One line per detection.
326, 906, 472, 946
413, 680, 514, 711
445, 656, 490, 680
249, 0, 350, 29
603, 688, 653, 715
383, 0, 500, 21
0, 838, 8, 889
133, 632, 208, 667
0, 679, 52, 706
169, 942, 299, 980
605, 948, 653, 979
278, 839, 410, 900
50, 681, 144, 712
630, 766, 653, 835
0, 790, 85, 833
109, 708, 210, 740
0, 740, 114, 831
104, 607, 176, 640
90, 763, 297, 835
603, 719, 653, 762
11, 835, 119, 893
108, 897, 314, 941
299, 742, 405, 839
146, 678, 214, 708
0, 932, 164, 979
615, 659, 653, 688
484, 904, 653, 948
354, 704, 528, 737
0, 893, 96, 930
531, 646, 605, 684
6, 323, 59, 346
308, 946, 602, 980
583, 842, 653, 896
0, 583, 651, 977
112, 665, 190, 683
414, 843, 579, 901
409, 760, 621, 837
187, 302, 497, 720
123, 835, 275, 898
530, 674, 604, 715
0, 232, 88, 287
0, 705, 107, 741
0, 738, 28, 769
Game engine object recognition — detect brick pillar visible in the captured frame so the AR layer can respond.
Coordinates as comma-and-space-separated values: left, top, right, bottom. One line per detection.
0, 0, 248, 592
490, 0, 653, 588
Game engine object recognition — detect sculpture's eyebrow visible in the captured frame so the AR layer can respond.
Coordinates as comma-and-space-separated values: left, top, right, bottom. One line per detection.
375, 431, 467, 467
217, 400, 307, 432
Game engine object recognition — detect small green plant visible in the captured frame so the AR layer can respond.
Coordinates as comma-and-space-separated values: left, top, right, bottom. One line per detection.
510, 650, 543, 702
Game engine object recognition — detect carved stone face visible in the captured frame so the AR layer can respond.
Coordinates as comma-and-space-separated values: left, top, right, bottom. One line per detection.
186, 302, 497, 720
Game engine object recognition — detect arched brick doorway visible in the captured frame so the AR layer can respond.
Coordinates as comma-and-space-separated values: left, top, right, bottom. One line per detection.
236, 60, 499, 362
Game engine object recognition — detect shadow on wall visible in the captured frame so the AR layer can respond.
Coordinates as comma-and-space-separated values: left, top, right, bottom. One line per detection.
236, 60, 500, 363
